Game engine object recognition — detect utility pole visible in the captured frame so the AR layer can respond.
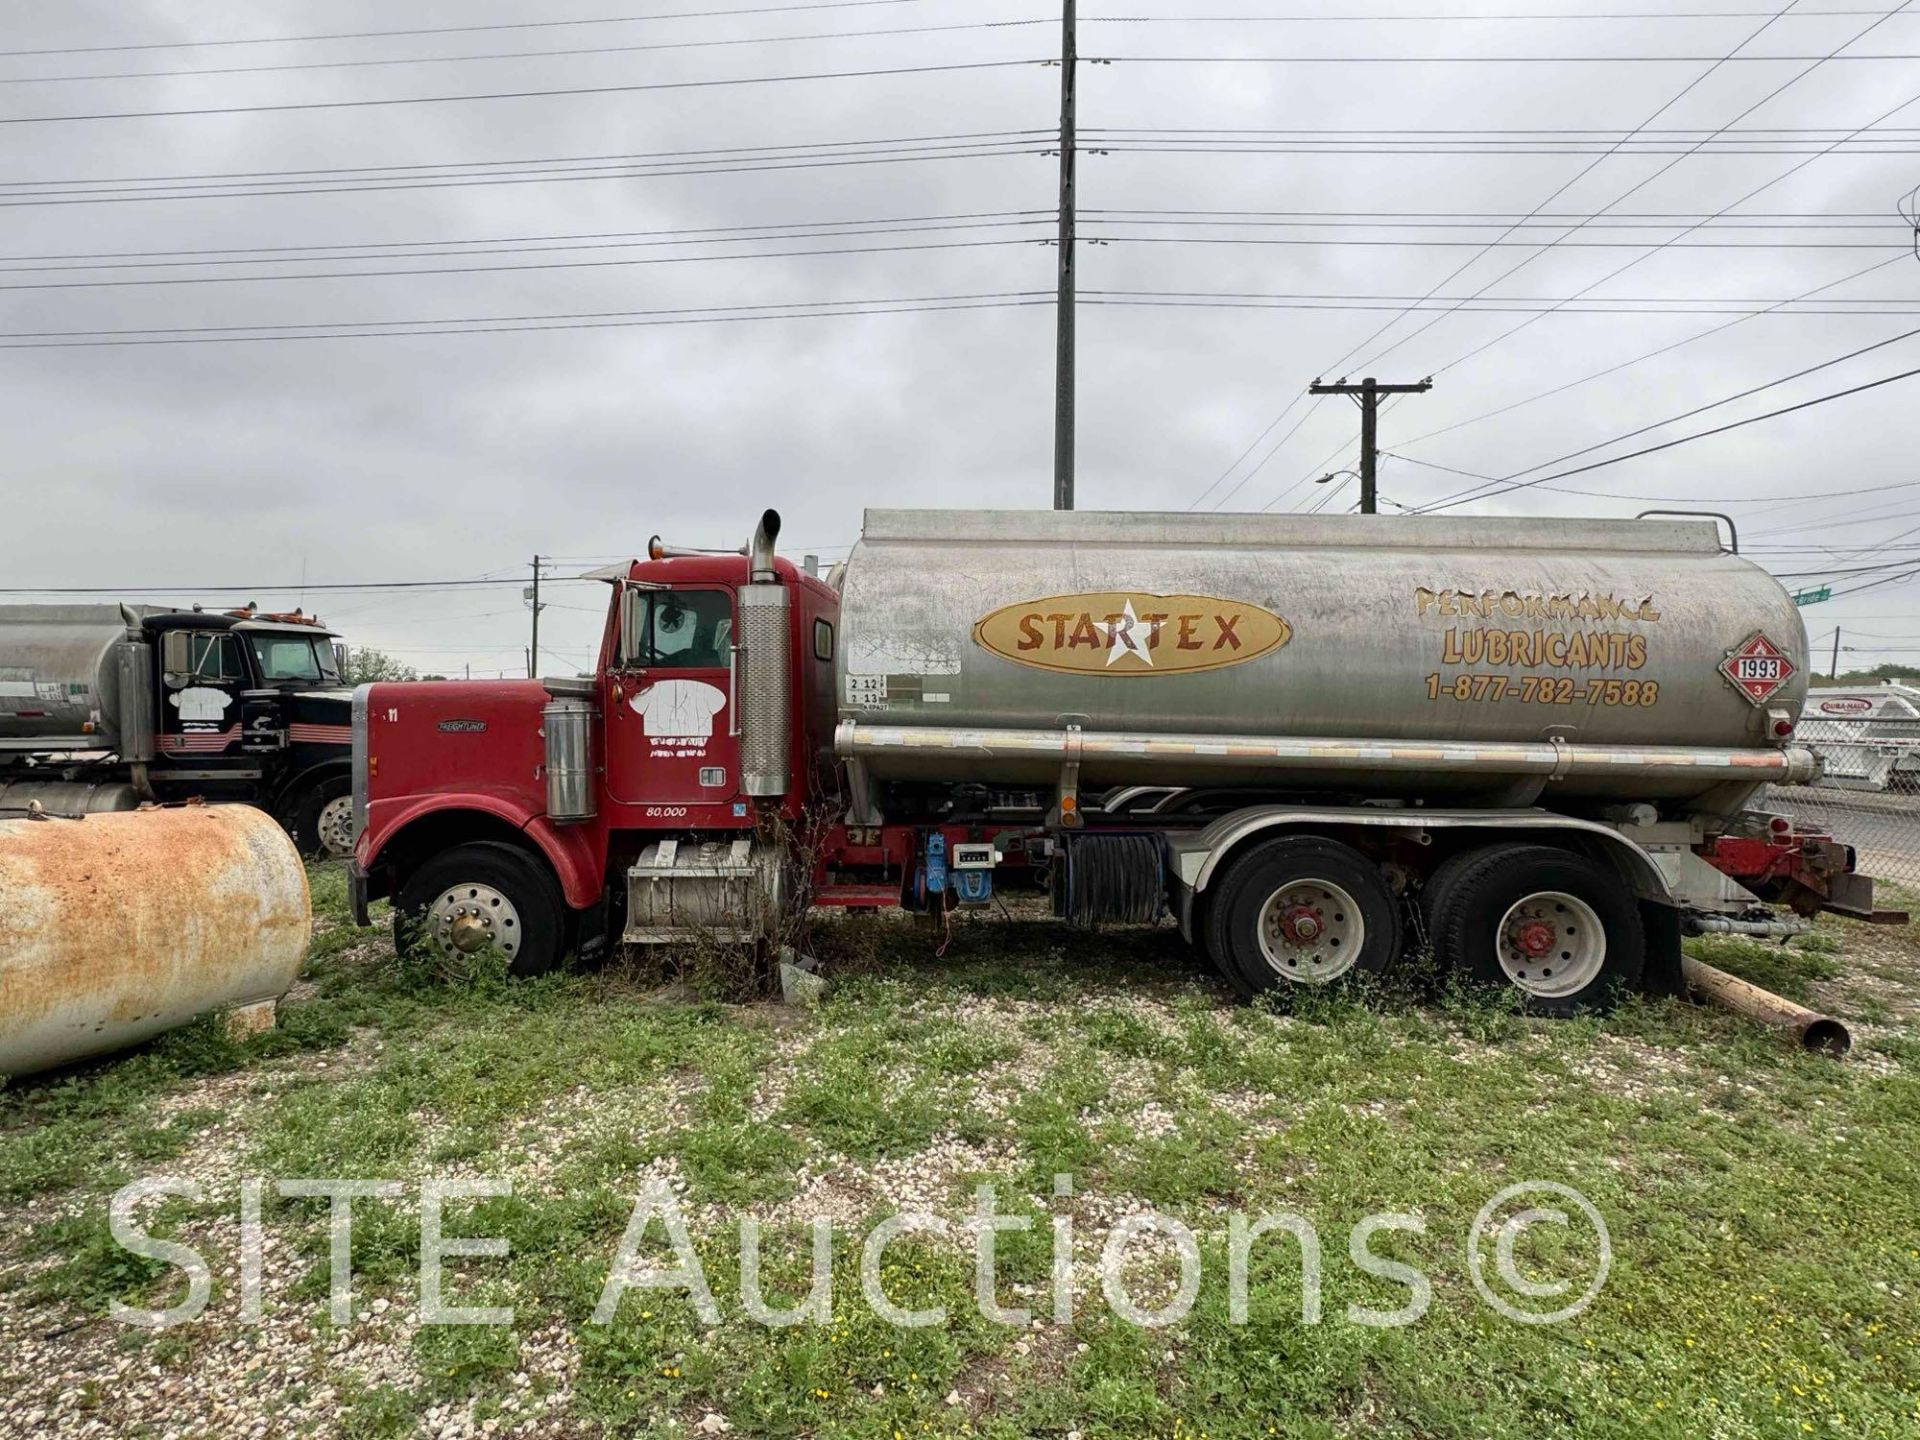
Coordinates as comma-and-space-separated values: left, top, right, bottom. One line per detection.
1052, 0, 1077, 511
1307, 375, 1433, 514
1832, 626, 1842, 678
527, 555, 543, 679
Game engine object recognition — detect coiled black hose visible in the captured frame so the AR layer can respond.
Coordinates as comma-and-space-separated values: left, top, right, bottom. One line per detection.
1054, 832, 1164, 927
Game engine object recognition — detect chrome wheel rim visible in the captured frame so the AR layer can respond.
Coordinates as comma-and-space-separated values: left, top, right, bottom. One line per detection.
1256, 879, 1364, 983
427, 883, 522, 961
1496, 891, 1605, 998
315, 795, 356, 858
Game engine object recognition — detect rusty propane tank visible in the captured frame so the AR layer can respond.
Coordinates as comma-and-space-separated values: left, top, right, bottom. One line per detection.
0, 804, 310, 1076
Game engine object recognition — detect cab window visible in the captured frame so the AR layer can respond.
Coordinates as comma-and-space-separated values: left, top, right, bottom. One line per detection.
622, 591, 733, 669
249, 634, 334, 683
168, 631, 244, 683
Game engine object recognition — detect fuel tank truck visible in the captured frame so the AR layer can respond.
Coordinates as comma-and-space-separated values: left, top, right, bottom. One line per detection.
0, 603, 356, 856
351, 508, 1890, 1017
834, 510, 1809, 809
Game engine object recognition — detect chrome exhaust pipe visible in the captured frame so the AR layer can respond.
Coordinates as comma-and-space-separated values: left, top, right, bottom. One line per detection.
749, 509, 781, 583
739, 508, 790, 796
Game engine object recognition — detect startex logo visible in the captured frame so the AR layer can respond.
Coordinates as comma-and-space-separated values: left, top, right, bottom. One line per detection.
971, 591, 1292, 676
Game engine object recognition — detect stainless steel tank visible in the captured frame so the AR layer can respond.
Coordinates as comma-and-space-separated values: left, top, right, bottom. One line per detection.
0, 604, 157, 749
0, 805, 310, 1075
833, 511, 1811, 808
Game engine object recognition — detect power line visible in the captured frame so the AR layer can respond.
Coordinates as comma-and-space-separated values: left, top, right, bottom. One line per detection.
0, 58, 1046, 126
1391, 254, 1909, 451
1350, 1, 1914, 377
1100, 51, 1920, 62
21, 242, 1920, 294
2, 18, 1054, 85
0, 0, 938, 58
0, 578, 559, 595
1093, 9, 1915, 18
1414, 363, 1920, 513
1401, 323, 1920, 510
1084, 232, 1906, 248
0, 207, 1055, 267
1085, 290, 1920, 314
0, 127, 1051, 192
0, 233, 1052, 291
0, 139, 1048, 208
1388, 14, 1920, 392
1382, 457, 1920, 508
0, 290, 1055, 349
1187, 1, 1799, 511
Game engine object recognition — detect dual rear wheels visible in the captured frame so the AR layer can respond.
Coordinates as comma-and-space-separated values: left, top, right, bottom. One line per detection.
1203, 836, 1643, 1014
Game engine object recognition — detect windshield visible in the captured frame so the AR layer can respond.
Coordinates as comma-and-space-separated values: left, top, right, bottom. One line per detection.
248, 634, 341, 684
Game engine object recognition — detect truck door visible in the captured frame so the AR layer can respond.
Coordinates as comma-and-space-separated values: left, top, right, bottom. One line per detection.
156, 628, 246, 759
604, 586, 741, 813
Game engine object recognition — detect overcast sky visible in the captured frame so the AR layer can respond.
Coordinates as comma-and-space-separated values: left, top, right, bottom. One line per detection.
4, 0, 1918, 676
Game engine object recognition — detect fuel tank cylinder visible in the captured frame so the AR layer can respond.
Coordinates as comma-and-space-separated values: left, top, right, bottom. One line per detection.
0, 805, 310, 1076
834, 511, 1810, 807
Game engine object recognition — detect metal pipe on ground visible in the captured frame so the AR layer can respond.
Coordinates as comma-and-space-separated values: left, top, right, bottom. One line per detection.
1680, 954, 1851, 1054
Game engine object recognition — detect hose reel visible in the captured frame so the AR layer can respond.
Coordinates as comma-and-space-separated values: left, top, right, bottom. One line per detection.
1052, 832, 1165, 927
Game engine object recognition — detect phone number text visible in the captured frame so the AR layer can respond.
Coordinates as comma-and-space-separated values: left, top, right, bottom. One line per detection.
1423, 673, 1662, 707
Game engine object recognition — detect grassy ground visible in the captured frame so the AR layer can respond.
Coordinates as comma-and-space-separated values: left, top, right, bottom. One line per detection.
2, 869, 1919, 1439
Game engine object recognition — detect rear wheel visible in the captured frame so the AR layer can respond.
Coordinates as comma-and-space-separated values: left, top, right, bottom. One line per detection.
1203, 836, 1402, 997
1418, 846, 1495, 950
1435, 845, 1644, 1015
395, 842, 568, 977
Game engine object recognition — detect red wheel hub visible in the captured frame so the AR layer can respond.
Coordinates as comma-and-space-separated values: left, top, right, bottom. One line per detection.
1511, 919, 1556, 958
1279, 904, 1323, 945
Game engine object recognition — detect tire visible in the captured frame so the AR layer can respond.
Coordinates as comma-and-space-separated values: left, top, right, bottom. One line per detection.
1417, 846, 1495, 950
1436, 844, 1644, 1016
1203, 836, 1403, 998
290, 775, 355, 859
394, 841, 568, 977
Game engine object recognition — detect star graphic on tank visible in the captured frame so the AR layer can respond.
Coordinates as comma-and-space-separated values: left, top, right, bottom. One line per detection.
1104, 598, 1153, 668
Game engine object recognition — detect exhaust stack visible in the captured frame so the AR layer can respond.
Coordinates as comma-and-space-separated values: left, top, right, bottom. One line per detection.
738, 509, 790, 797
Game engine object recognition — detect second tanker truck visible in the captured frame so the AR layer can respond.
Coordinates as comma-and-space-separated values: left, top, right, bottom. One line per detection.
348, 508, 1888, 1012
0, 603, 356, 856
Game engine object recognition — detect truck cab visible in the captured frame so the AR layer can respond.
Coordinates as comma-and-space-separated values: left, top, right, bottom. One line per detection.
0, 603, 357, 856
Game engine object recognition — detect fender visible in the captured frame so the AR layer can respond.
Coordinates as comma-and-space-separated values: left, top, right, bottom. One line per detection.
1171, 806, 1672, 899
268, 756, 351, 813
362, 792, 605, 910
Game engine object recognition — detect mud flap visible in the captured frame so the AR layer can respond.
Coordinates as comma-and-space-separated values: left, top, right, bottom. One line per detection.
1639, 899, 1684, 998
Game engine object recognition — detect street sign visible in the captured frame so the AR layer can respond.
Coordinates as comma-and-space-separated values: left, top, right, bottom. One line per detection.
1790, 586, 1831, 607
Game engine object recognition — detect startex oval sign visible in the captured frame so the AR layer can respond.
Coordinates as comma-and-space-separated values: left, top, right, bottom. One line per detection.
971, 591, 1292, 676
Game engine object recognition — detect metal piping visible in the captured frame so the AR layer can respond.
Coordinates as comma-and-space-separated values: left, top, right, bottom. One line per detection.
835, 721, 1818, 785
749, 509, 782, 583
1683, 914, 1812, 939
1681, 955, 1850, 1054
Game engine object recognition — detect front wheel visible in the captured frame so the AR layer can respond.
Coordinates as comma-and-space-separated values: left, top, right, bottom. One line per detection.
1434, 845, 1644, 1016
291, 775, 356, 859
1203, 836, 1402, 997
394, 841, 568, 977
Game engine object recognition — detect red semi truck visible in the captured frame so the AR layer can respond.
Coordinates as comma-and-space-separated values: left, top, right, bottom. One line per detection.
350, 509, 1884, 1012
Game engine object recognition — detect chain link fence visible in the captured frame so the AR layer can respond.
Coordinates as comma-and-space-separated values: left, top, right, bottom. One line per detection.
1766, 709, 1920, 896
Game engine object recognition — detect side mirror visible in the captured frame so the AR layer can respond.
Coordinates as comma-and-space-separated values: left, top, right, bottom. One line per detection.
160, 630, 189, 682
618, 587, 646, 669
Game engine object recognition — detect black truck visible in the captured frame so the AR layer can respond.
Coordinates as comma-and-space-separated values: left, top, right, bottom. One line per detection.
0, 603, 356, 855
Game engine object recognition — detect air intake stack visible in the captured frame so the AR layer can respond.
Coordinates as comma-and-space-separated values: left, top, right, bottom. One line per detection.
738, 509, 791, 798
